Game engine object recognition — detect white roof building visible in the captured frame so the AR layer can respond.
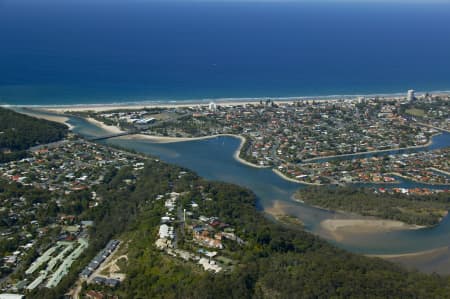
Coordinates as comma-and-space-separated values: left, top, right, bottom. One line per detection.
407, 89, 415, 102
158, 224, 174, 239
209, 102, 217, 112
198, 258, 222, 273
0, 294, 25, 299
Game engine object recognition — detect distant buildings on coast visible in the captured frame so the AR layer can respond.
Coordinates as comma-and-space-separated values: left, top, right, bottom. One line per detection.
408, 89, 415, 102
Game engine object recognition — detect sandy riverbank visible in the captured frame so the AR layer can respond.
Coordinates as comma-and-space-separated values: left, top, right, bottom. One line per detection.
264, 200, 304, 227
85, 117, 125, 134
23, 108, 125, 135
272, 168, 321, 185
119, 133, 222, 143
369, 246, 450, 275
320, 219, 424, 242
367, 247, 448, 259
17, 110, 74, 130
264, 200, 293, 218
231, 135, 269, 169
119, 133, 268, 168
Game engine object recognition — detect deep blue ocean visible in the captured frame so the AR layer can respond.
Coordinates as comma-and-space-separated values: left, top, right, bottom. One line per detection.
1, 0, 450, 105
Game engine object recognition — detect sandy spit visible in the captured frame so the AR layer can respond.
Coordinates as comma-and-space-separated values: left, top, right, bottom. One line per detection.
320, 219, 424, 242
18, 110, 74, 130
85, 117, 125, 134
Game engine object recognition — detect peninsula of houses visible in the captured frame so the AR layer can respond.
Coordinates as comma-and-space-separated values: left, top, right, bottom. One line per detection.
69, 92, 449, 193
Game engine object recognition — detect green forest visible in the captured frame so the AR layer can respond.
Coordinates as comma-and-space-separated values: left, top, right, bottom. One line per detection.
296, 186, 450, 226
0, 108, 68, 162
26, 159, 450, 299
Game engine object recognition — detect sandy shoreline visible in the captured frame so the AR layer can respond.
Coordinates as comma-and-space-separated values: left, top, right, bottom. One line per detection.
119, 133, 268, 168
320, 219, 424, 242
367, 246, 449, 259
85, 117, 125, 134
23, 108, 125, 135
16, 110, 75, 130
8, 90, 450, 113
272, 168, 321, 185
368, 246, 450, 275
231, 135, 269, 169
40, 100, 286, 113
264, 200, 293, 219
119, 133, 225, 143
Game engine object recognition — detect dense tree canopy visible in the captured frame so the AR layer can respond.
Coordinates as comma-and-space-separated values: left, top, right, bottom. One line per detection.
114, 173, 450, 298
296, 186, 450, 226
13, 140, 448, 298
0, 108, 68, 162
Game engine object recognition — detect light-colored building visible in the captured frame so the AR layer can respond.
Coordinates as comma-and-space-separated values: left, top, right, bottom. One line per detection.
209, 102, 217, 112
407, 89, 415, 102
158, 224, 174, 239
0, 294, 24, 299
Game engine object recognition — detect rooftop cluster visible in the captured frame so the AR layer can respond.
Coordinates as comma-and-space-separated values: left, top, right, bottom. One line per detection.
154, 186, 244, 274
0, 138, 146, 294
90, 94, 449, 188
0, 138, 142, 194
280, 147, 450, 188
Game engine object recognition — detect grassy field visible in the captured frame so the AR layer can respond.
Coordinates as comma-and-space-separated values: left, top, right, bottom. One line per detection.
406, 108, 426, 117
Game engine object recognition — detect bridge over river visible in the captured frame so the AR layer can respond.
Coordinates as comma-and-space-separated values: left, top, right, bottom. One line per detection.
88, 131, 138, 141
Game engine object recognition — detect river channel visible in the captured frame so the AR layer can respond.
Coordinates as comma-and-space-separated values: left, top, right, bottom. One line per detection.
20, 109, 450, 256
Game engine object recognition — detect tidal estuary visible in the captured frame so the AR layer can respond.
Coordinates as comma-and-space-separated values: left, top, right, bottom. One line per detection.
20, 109, 450, 271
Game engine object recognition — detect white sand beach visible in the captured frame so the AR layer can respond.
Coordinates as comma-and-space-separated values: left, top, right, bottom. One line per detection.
43, 99, 285, 113
85, 117, 125, 134
18, 110, 74, 130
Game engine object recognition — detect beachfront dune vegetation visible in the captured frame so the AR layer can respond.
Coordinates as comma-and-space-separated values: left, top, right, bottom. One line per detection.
296, 186, 450, 226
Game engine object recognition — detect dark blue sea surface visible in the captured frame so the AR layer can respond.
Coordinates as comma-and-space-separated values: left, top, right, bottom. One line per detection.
1, 0, 450, 105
